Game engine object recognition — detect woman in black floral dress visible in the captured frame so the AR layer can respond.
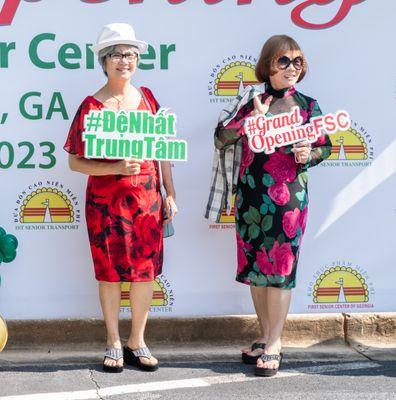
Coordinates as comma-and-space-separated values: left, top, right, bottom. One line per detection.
214, 35, 332, 376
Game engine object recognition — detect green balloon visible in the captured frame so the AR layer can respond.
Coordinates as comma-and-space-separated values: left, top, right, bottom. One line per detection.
3, 250, 16, 263
5, 234, 18, 250
0, 235, 17, 255
0, 228, 5, 238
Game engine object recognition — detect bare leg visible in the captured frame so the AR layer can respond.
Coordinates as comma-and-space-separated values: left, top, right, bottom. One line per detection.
99, 281, 123, 368
257, 287, 292, 369
242, 286, 270, 356
126, 281, 158, 367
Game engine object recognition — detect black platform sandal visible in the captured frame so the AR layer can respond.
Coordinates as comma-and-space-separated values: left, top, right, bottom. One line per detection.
123, 346, 159, 372
241, 342, 266, 364
254, 352, 283, 377
103, 348, 124, 373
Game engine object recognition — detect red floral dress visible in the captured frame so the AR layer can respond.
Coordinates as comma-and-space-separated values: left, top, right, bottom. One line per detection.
64, 88, 163, 282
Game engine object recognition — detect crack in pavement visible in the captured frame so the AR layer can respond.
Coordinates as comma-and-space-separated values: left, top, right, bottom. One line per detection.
342, 313, 376, 363
89, 369, 105, 400
348, 344, 376, 362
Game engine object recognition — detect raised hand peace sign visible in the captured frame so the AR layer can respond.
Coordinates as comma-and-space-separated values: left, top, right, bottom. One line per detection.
252, 94, 273, 116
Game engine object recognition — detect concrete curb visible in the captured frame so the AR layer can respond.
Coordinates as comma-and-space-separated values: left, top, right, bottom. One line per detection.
4, 313, 396, 348
345, 312, 396, 344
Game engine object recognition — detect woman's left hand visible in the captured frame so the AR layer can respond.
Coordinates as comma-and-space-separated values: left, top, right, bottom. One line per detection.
164, 195, 178, 224
291, 141, 311, 164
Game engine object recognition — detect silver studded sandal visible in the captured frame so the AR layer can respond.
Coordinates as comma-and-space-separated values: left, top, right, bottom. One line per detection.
123, 346, 159, 372
103, 347, 124, 373
254, 352, 283, 377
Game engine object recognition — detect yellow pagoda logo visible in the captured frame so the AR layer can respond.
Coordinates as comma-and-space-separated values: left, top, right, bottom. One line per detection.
328, 126, 371, 161
214, 61, 258, 97
121, 276, 172, 308
20, 188, 74, 223
313, 266, 369, 303
219, 194, 236, 224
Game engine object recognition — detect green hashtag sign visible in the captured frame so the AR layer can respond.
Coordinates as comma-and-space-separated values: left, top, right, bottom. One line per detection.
82, 108, 187, 162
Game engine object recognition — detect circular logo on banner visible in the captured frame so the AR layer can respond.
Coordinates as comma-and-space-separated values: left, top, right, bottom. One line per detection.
307, 262, 375, 312
20, 188, 74, 223
120, 274, 175, 313
0, 316, 8, 352
313, 266, 368, 303
208, 55, 258, 103
13, 181, 81, 231
321, 121, 374, 167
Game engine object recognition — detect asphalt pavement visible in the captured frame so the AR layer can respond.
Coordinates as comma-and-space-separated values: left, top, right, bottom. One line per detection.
0, 343, 395, 400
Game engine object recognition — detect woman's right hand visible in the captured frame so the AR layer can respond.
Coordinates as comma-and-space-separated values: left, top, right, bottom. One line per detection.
163, 195, 178, 224
252, 94, 273, 116
114, 159, 142, 175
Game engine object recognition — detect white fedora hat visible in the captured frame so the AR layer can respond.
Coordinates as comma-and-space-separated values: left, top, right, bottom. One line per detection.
91, 23, 148, 55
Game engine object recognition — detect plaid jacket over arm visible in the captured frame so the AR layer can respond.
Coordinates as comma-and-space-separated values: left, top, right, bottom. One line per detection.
204, 84, 266, 222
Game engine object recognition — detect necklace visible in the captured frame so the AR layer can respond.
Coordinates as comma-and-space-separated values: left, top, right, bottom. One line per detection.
110, 93, 131, 111
110, 94, 123, 111
107, 88, 132, 111
106, 88, 139, 187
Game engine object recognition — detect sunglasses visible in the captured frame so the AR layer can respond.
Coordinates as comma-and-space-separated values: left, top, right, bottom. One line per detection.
276, 55, 304, 70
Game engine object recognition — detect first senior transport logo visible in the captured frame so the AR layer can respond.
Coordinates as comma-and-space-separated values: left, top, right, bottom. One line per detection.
13, 181, 81, 230
208, 54, 258, 103
120, 274, 175, 314
307, 261, 375, 312
208, 194, 236, 230
322, 120, 374, 167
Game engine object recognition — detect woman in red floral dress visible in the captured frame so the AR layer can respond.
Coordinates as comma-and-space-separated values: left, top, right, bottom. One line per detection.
64, 23, 177, 372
